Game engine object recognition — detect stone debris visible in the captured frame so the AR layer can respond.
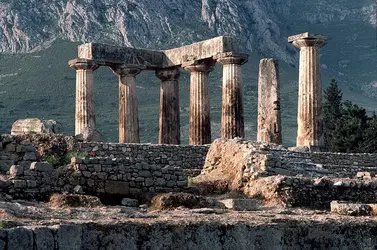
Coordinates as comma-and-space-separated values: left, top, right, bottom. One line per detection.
219, 199, 261, 211
11, 118, 57, 135
121, 198, 139, 207
330, 201, 372, 216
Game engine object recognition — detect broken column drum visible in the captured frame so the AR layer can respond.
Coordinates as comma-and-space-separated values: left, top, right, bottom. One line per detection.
156, 67, 181, 145
257, 58, 282, 144
112, 66, 142, 143
289, 32, 328, 148
184, 60, 214, 145
69, 59, 99, 136
217, 53, 248, 139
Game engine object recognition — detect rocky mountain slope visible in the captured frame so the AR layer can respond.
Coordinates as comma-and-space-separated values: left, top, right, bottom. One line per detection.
0, 0, 375, 145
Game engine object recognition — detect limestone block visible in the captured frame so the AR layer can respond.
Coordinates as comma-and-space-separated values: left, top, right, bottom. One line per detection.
105, 180, 129, 195
32, 227, 56, 250
121, 198, 139, 207
330, 201, 372, 216
7, 227, 34, 250
219, 199, 261, 211
58, 224, 83, 250
30, 162, 54, 172
11, 118, 57, 135
0, 159, 15, 173
9, 165, 24, 178
4, 143, 16, 152
16, 145, 34, 153
75, 127, 104, 142
23, 152, 37, 161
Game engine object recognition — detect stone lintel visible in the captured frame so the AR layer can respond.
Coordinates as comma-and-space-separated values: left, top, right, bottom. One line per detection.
288, 32, 327, 43
163, 36, 244, 67
75, 36, 247, 69
78, 43, 165, 69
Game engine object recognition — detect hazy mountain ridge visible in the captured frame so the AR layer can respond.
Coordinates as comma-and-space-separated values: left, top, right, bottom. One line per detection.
0, 0, 374, 62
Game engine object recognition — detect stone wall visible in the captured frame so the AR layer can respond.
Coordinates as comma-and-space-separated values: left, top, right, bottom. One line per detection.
2, 221, 377, 250
75, 142, 209, 176
266, 149, 377, 178
68, 157, 188, 195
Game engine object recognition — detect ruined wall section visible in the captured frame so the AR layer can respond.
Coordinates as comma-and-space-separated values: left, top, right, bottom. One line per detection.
75, 142, 209, 176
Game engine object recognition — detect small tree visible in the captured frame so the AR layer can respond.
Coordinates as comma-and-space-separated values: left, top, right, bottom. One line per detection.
323, 79, 343, 151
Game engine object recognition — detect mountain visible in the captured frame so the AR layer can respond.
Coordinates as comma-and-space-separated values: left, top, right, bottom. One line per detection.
0, 0, 376, 146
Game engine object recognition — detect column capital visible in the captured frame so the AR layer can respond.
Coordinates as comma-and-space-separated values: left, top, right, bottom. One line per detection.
111, 65, 143, 77
183, 59, 215, 73
288, 32, 328, 49
155, 67, 180, 81
215, 52, 248, 65
69, 58, 99, 71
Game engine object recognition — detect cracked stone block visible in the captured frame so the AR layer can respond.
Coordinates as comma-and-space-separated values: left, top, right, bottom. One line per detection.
331, 201, 372, 216
219, 199, 261, 211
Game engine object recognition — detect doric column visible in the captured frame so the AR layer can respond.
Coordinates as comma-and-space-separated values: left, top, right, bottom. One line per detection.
156, 67, 181, 145
112, 65, 142, 143
257, 58, 282, 144
288, 32, 328, 148
69, 59, 99, 135
216, 53, 248, 139
183, 60, 215, 145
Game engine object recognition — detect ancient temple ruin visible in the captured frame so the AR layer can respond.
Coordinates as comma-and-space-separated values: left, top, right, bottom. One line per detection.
69, 32, 327, 148
69, 36, 248, 145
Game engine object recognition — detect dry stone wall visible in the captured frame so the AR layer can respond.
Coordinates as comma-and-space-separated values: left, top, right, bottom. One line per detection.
68, 157, 188, 195
75, 142, 209, 176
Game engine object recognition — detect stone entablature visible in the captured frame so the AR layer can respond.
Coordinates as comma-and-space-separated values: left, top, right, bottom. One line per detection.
69, 36, 248, 145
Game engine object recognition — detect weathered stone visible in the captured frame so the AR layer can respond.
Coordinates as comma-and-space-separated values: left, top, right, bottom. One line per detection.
219, 199, 261, 211
156, 67, 181, 145
7, 227, 34, 250
257, 58, 282, 144
289, 32, 327, 147
69, 59, 99, 136
4, 143, 16, 152
11, 118, 57, 135
216, 53, 247, 139
121, 198, 139, 207
184, 60, 214, 145
163, 36, 242, 67
23, 152, 37, 161
58, 224, 82, 250
112, 66, 141, 143
74, 185, 84, 194
30, 162, 54, 172
75, 127, 104, 142
9, 165, 24, 178
33, 227, 56, 250
105, 180, 129, 195
331, 201, 372, 216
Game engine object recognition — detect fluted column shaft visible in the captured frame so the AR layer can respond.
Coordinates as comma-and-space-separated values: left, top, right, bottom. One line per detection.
290, 35, 327, 147
156, 68, 181, 144
112, 66, 141, 143
184, 61, 214, 145
69, 59, 99, 135
217, 55, 248, 139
